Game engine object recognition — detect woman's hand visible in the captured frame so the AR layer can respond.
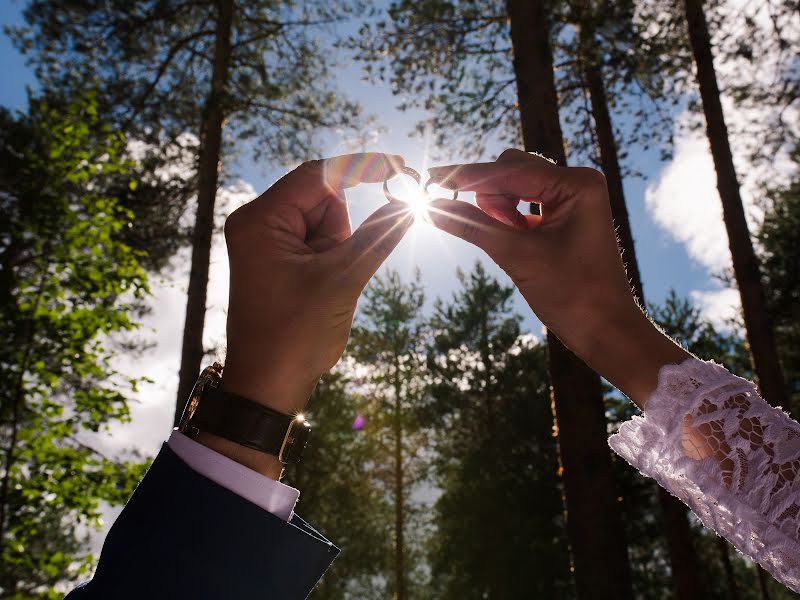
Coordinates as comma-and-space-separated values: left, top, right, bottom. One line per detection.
427, 149, 689, 407
206, 153, 413, 477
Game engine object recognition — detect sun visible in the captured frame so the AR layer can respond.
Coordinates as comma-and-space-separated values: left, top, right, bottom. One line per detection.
402, 183, 432, 220
384, 168, 432, 220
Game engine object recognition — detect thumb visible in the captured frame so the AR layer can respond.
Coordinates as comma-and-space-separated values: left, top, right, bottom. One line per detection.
328, 202, 414, 290
427, 198, 516, 262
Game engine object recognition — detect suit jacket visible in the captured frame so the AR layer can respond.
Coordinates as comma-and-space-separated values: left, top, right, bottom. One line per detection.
66, 444, 339, 599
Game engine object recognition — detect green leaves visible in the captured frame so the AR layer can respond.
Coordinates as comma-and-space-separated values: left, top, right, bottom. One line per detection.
0, 93, 151, 596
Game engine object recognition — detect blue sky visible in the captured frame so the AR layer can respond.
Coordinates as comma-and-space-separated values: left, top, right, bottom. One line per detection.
0, 1, 741, 459
0, 0, 714, 312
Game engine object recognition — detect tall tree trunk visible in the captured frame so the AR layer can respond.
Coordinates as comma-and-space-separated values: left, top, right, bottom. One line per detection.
580, 24, 705, 600
393, 362, 405, 600
716, 537, 741, 600
756, 563, 772, 600
682, 0, 788, 411
174, 0, 235, 424
505, 2, 634, 598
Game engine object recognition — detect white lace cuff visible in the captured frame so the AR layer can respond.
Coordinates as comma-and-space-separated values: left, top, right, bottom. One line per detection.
608, 357, 800, 593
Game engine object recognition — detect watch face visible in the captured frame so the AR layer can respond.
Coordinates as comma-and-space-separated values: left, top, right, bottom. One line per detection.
279, 418, 312, 464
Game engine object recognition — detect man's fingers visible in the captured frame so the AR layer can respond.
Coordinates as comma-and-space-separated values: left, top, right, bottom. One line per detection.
325, 153, 406, 187
253, 153, 405, 216
305, 192, 352, 252
427, 198, 517, 260
328, 202, 414, 289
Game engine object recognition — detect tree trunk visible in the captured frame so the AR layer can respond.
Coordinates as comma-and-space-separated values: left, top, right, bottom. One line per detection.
506, 2, 634, 598
682, 0, 788, 411
393, 363, 406, 600
716, 537, 741, 600
580, 25, 705, 600
174, 0, 235, 424
659, 491, 705, 599
756, 563, 772, 600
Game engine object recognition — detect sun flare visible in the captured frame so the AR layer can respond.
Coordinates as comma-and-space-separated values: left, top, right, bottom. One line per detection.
384, 169, 432, 220
403, 184, 432, 220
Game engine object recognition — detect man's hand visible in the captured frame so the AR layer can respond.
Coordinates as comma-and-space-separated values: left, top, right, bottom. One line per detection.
200, 153, 413, 477
427, 149, 689, 408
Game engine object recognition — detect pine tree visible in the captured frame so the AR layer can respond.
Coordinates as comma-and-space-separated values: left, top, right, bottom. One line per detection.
506, 3, 635, 596
568, 2, 703, 595
349, 271, 431, 599
679, 0, 789, 412
282, 370, 391, 599
424, 262, 572, 598
356, 2, 636, 596
11, 0, 366, 422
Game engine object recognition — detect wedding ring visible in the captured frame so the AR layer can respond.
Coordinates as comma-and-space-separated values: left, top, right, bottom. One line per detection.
383, 166, 422, 203
424, 177, 459, 200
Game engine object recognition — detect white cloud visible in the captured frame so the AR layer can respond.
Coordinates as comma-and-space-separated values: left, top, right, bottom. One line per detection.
645, 131, 731, 272
643, 0, 798, 334
689, 287, 743, 333
104, 179, 256, 454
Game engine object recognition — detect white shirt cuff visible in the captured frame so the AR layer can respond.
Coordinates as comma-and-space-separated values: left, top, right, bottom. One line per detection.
167, 431, 300, 521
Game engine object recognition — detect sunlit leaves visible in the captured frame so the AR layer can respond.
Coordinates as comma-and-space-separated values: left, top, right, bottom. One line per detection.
0, 93, 149, 596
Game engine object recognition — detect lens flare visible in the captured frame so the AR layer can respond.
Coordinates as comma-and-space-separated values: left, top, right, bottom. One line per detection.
384, 167, 431, 219
403, 183, 432, 219
352, 415, 365, 431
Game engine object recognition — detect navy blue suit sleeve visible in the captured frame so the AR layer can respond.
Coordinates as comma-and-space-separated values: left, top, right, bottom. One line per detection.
66, 444, 339, 599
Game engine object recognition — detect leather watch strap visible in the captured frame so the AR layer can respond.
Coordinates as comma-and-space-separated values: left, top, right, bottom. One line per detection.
187, 387, 294, 456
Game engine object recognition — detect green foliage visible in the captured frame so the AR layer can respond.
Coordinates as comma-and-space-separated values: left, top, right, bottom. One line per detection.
283, 371, 392, 599
424, 262, 572, 598
758, 150, 800, 418
10, 0, 367, 165
348, 270, 432, 597
353, 0, 677, 166
353, 0, 520, 158
0, 94, 150, 597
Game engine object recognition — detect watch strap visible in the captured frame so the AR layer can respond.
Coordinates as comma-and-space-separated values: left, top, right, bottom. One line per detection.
187, 387, 294, 456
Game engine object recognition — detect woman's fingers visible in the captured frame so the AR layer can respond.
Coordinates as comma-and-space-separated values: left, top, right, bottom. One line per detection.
427, 198, 519, 261
427, 150, 587, 212
475, 193, 530, 229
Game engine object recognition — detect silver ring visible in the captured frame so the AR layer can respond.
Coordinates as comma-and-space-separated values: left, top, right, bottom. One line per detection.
424, 177, 458, 200
383, 166, 422, 203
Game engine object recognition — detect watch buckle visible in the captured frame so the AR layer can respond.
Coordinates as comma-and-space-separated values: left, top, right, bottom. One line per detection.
278, 415, 312, 465
177, 362, 223, 433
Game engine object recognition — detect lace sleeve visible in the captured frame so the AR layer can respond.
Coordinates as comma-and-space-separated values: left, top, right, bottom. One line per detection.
608, 357, 800, 593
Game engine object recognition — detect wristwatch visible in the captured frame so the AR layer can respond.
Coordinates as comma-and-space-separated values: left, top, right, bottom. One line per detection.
177, 362, 311, 465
